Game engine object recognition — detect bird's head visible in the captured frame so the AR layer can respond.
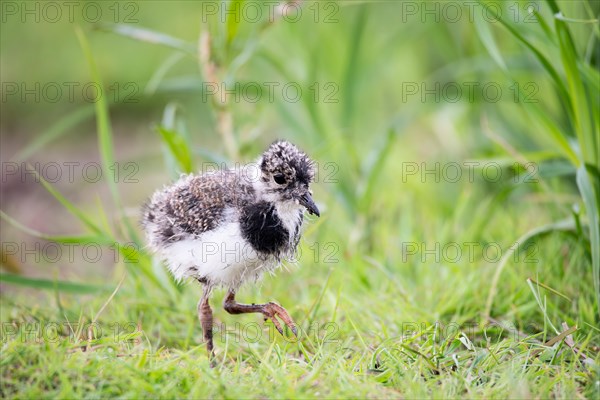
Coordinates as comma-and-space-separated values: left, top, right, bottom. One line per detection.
257, 140, 320, 217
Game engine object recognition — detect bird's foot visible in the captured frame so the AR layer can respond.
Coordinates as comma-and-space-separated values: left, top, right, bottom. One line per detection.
261, 302, 298, 337
223, 290, 298, 338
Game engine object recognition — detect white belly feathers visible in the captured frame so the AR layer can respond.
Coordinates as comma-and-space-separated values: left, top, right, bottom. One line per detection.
157, 208, 273, 287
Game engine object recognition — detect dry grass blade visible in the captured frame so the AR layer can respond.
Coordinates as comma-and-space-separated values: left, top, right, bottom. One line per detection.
527, 277, 572, 302
530, 325, 577, 358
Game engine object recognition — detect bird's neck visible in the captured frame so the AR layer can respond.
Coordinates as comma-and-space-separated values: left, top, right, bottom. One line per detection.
272, 201, 303, 241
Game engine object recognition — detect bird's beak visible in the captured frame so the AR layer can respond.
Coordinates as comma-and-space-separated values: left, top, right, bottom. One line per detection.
299, 192, 320, 217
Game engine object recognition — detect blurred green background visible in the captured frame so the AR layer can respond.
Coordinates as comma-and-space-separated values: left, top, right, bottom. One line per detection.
1, 1, 599, 398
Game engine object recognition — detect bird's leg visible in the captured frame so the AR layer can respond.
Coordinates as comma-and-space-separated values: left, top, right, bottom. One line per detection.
223, 289, 297, 337
197, 285, 216, 366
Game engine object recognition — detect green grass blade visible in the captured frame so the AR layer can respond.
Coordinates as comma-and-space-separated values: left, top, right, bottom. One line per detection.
5, 169, 104, 236
156, 103, 194, 175
358, 128, 399, 211
517, 94, 579, 166
474, 11, 507, 72
555, 14, 597, 167
532, 7, 556, 43
75, 27, 118, 209
226, 0, 244, 48
478, 1, 572, 116
13, 106, 95, 162
342, 5, 367, 125
0, 212, 109, 245
157, 126, 194, 174
554, 14, 598, 24
576, 165, 600, 319
2, 210, 173, 296
0, 272, 110, 294
545, 0, 560, 14
527, 278, 559, 334
94, 23, 196, 54
484, 219, 576, 320
145, 52, 186, 95
75, 26, 139, 243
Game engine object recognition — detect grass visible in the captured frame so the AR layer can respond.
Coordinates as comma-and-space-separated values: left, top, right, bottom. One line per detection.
2, 232, 598, 398
1, 1, 599, 398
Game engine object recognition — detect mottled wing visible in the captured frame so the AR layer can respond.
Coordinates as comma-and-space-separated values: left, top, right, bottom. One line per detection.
142, 170, 254, 249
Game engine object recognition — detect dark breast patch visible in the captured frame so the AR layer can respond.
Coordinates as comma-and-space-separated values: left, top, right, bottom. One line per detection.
240, 201, 289, 256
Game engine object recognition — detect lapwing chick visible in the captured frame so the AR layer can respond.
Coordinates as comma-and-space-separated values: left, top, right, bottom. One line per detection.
142, 140, 319, 362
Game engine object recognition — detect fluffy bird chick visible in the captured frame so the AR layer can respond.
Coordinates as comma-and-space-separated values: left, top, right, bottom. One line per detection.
142, 140, 319, 361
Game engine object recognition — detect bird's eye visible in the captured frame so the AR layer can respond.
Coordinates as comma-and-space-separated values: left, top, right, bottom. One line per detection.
273, 174, 286, 185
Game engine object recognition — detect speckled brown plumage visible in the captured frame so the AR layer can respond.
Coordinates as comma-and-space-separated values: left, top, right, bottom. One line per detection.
142, 170, 255, 248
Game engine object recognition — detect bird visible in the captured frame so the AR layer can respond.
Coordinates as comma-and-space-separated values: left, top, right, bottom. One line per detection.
141, 140, 319, 362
